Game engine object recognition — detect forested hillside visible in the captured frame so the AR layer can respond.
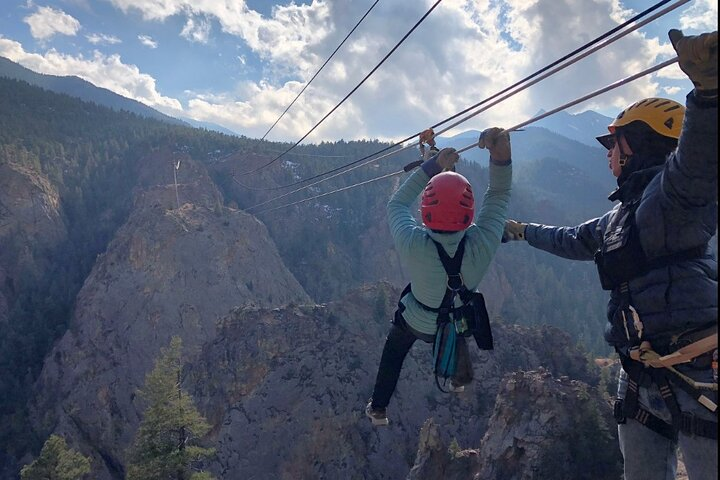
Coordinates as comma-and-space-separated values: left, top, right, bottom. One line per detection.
0, 76, 616, 475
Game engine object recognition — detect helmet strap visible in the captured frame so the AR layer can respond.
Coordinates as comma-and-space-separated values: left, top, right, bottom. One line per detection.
616, 133, 631, 167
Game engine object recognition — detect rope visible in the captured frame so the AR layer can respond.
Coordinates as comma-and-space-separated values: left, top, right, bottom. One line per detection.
238, 0, 444, 175
252, 57, 679, 215
244, 144, 412, 210
454, 57, 679, 154
239, 0, 686, 203
253, 170, 405, 214
260, 0, 380, 141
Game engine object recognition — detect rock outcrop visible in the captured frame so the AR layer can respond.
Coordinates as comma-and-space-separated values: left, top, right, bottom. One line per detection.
29, 152, 309, 479
406, 370, 621, 480
0, 161, 66, 322
189, 283, 603, 480
474, 369, 620, 480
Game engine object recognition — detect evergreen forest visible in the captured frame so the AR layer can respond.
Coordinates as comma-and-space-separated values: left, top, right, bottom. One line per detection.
1, 76, 616, 473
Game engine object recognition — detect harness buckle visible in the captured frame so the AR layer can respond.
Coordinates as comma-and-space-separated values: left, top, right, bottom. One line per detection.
447, 273, 464, 292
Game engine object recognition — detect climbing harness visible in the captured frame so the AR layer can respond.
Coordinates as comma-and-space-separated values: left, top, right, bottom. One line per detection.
597, 199, 718, 440
616, 327, 718, 440
594, 192, 707, 293
396, 237, 493, 392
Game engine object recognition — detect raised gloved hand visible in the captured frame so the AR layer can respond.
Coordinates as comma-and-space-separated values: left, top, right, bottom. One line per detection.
501, 219, 527, 243
419, 128, 436, 147
668, 29, 718, 93
420, 147, 458, 177
478, 127, 511, 163
437, 147, 459, 171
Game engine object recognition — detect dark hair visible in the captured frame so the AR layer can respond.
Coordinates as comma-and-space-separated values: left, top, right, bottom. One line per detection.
619, 121, 678, 166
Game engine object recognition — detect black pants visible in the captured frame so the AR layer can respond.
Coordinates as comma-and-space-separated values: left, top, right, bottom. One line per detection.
370, 313, 473, 409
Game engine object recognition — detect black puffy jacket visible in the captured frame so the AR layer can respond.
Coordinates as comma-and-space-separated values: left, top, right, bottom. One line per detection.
524, 92, 717, 350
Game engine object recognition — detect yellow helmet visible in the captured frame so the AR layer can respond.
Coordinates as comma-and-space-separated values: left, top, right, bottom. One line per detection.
608, 97, 685, 139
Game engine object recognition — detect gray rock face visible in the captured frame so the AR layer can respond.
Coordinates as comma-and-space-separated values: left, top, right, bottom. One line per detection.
29, 154, 309, 479
474, 369, 621, 480
0, 161, 67, 319
190, 283, 600, 480
406, 370, 621, 480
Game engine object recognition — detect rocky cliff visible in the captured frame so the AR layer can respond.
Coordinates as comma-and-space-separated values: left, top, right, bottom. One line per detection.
407, 370, 621, 480
0, 160, 67, 323
29, 151, 309, 478
188, 282, 606, 480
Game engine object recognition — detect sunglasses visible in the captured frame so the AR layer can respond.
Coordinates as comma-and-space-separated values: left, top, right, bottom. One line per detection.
596, 133, 619, 150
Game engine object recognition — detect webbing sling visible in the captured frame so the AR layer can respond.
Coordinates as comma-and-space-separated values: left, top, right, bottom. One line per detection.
431, 237, 467, 323
432, 238, 494, 350
430, 238, 466, 393
396, 238, 466, 318
620, 355, 718, 440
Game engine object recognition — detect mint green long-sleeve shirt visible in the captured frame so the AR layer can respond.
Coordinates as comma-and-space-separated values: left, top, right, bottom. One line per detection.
387, 163, 512, 335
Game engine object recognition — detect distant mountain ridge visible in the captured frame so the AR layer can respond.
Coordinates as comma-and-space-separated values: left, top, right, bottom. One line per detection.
0, 56, 187, 127
532, 109, 614, 146
439, 108, 613, 153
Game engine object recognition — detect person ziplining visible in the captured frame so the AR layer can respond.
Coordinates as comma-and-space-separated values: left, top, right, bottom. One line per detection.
366, 127, 513, 426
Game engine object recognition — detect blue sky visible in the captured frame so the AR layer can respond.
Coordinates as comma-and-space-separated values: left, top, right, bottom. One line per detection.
0, 0, 717, 142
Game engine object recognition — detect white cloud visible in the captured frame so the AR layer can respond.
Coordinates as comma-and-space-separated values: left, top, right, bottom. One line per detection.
108, 0, 332, 73
134, 0, 704, 141
181, 16, 212, 44
138, 34, 158, 48
0, 36, 181, 112
4, 0, 716, 142
680, 0, 718, 30
86, 33, 122, 45
23, 6, 81, 40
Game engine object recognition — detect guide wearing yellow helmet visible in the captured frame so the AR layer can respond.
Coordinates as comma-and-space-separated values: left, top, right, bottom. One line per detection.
596, 97, 685, 146
595, 97, 686, 185
502, 28, 718, 479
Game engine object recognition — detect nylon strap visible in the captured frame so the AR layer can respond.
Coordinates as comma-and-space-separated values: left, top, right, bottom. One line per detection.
431, 237, 466, 324
620, 355, 718, 440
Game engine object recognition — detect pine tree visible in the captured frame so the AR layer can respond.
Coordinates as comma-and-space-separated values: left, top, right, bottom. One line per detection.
126, 337, 215, 480
20, 434, 91, 480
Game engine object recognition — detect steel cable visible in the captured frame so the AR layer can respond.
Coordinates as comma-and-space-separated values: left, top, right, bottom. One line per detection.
239, 0, 444, 175
242, 0, 687, 210
260, 0, 380, 141
252, 57, 679, 215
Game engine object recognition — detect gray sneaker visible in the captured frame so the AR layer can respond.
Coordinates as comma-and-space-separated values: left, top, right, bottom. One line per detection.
365, 402, 389, 426
449, 381, 465, 393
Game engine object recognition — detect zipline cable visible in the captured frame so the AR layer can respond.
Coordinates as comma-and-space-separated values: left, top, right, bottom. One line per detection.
239, 0, 684, 198
252, 57, 678, 215
239, 0, 445, 175
412, 0, 689, 147
454, 57, 679, 154
260, 0, 381, 141
243, 0, 686, 210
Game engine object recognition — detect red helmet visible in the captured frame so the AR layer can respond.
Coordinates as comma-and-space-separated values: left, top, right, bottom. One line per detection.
421, 172, 474, 232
